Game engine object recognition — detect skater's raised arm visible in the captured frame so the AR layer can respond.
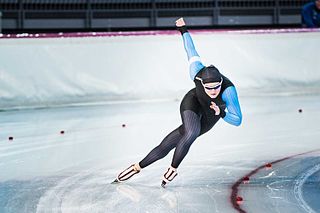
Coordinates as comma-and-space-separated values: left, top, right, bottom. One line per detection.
221, 87, 242, 126
176, 18, 205, 80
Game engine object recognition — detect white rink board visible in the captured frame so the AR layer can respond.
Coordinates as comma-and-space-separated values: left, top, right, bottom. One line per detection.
0, 30, 320, 109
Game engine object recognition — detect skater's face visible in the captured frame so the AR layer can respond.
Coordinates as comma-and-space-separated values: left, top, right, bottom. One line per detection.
196, 77, 223, 99
203, 82, 222, 98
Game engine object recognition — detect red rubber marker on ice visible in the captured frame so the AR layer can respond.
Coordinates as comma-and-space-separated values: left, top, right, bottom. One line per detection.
243, 176, 250, 184
236, 196, 243, 205
265, 163, 272, 169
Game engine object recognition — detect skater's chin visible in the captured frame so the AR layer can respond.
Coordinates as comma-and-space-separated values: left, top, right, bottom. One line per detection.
208, 94, 219, 99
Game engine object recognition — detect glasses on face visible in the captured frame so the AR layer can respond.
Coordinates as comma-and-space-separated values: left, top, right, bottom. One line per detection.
195, 77, 223, 90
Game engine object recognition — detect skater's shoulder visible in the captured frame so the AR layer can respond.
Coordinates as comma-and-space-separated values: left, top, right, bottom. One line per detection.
220, 75, 234, 90
185, 88, 197, 97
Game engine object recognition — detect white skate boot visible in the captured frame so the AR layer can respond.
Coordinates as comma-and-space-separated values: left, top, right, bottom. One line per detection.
161, 166, 178, 188
113, 163, 141, 183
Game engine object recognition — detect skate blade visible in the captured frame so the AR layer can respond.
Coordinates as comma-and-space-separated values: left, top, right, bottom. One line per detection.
161, 180, 167, 188
111, 179, 120, 184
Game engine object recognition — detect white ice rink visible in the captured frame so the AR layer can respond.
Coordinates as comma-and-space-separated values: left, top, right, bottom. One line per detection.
0, 29, 320, 213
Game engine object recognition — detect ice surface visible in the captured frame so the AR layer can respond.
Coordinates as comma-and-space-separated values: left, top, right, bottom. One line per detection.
1, 94, 320, 213
1, 28, 320, 212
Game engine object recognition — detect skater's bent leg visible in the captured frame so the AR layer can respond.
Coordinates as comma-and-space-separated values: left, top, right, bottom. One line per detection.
171, 110, 201, 168
139, 127, 183, 168
161, 110, 200, 187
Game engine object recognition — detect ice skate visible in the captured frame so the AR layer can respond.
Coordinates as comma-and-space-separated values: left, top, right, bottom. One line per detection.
112, 163, 141, 183
161, 166, 178, 188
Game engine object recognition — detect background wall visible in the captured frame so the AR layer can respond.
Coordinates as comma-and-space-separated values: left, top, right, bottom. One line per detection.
0, 0, 309, 33
0, 29, 320, 110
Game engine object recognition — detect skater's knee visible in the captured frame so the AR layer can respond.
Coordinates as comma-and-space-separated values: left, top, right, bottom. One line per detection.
175, 139, 193, 153
183, 128, 199, 141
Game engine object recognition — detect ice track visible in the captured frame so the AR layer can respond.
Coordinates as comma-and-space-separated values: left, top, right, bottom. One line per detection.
1, 95, 320, 213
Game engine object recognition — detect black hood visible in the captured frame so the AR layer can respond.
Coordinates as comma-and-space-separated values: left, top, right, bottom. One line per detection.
200, 65, 222, 83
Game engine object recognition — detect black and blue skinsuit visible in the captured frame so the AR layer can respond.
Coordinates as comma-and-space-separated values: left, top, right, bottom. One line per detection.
139, 27, 242, 169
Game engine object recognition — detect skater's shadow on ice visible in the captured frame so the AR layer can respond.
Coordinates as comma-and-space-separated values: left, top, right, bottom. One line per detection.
114, 183, 178, 208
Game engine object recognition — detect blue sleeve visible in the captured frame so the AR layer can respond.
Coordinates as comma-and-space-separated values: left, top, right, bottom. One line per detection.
302, 3, 316, 27
221, 86, 242, 126
181, 32, 205, 80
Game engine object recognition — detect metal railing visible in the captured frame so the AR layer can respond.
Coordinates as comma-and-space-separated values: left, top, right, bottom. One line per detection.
0, 0, 311, 32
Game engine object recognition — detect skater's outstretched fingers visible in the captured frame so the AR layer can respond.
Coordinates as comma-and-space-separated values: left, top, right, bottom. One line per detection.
175, 17, 185, 27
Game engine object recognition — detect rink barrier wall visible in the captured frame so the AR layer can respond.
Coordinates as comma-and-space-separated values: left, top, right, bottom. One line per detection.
0, 28, 320, 109
1, 28, 320, 39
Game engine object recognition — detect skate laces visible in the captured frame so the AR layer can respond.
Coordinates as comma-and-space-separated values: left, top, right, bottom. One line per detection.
162, 167, 178, 183
117, 164, 141, 182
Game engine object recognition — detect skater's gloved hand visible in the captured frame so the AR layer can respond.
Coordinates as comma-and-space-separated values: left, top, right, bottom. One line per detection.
175, 17, 188, 35
175, 17, 185, 27
210, 102, 226, 117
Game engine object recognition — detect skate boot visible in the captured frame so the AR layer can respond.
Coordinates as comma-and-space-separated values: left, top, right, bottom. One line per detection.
161, 166, 178, 188
113, 163, 141, 183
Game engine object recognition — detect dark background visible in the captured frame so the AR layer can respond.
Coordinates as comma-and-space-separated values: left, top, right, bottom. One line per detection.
0, 0, 311, 34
